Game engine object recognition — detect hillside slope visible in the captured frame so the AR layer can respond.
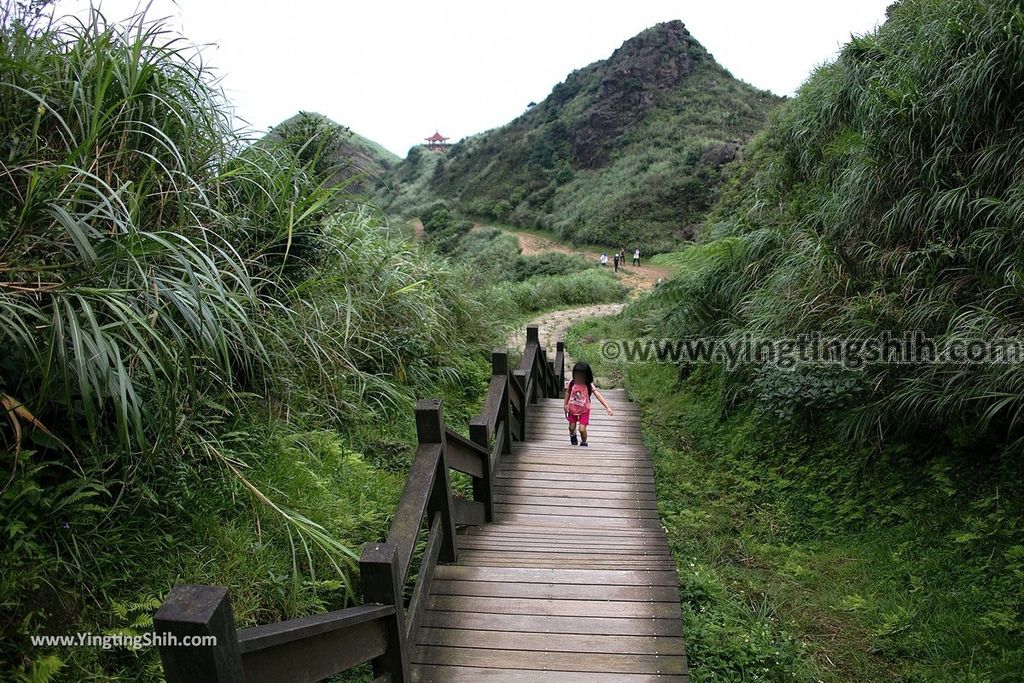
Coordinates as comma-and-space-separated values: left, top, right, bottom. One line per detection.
626, 2, 1024, 677
267, 111, 399, 195
383, 21, 782, 252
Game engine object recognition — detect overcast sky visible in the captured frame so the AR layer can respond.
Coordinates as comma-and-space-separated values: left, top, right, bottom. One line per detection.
58, 1, 893, 156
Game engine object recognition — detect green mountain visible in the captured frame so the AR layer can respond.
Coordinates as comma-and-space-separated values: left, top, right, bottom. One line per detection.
383, 20, 782, 252
267, 111, 400, 194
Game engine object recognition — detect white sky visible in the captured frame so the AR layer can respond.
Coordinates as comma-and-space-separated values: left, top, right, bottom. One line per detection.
57, 1, 893, 156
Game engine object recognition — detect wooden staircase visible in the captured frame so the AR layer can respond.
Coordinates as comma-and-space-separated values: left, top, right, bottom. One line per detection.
410, 391, 688, 681
155, 331, 687, 683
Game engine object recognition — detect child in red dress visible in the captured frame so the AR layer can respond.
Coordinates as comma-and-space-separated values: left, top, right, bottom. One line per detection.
563, 361, 614, 447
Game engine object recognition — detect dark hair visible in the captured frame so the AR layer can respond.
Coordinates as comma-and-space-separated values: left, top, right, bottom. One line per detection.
569, 361, 594, 396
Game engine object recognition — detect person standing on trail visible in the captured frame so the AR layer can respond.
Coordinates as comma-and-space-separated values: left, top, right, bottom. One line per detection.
564, 361, 613, 447
633, 248, 640, 267
600, 253, 608, 267
613, 252, 620, 272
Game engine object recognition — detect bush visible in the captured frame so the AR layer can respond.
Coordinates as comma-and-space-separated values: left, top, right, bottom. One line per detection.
646, 0, 1024, 451
512, 252, 592, 281
0, 6, 500, 679
492, 268, 628, 313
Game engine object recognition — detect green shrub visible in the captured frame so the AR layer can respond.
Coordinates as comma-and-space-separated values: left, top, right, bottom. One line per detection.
492, 268, 627, 313
512, 252, 591, 281
646, 0, 1024, 451
0, 6, 500, 679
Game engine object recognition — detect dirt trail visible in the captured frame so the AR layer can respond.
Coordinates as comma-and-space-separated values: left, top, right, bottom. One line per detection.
410, 219, 671, 293
507, 303, 624, 368
495, 225, 671, 294
411, 217, 664, 377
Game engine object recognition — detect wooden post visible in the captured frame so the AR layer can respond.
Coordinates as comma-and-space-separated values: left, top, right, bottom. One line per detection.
556, 341, 566, 390
513, 369, 528, 440
493, 350, 513, 457
526, 326, 539, 347
415, 399, 457, 562
360, 543, 410, 683
469, 416, 492, 522
154, 585, 244, 683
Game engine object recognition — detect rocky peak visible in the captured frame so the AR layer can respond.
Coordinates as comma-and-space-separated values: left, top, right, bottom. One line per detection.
570, 20, 707, 169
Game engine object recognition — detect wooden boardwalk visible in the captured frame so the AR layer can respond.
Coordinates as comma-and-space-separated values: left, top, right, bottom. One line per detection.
411, 390, 688, 682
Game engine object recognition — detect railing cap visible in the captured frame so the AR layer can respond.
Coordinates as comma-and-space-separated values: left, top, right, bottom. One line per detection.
359, 541, 399, 566
155, 585, 230, 625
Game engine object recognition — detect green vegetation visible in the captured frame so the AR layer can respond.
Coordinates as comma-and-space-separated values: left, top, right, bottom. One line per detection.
5, 0, 1020, 680
0, 6, 494, 679
560, 1, 1024, 680
266, 111, 400, 196
569, 314, 1024, 682
649, 0, 1024, 450
382, 21, 782, 252
419, 206, 628, 309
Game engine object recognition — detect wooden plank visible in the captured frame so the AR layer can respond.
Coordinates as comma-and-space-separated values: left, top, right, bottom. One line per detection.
432, 566, 680, 586
477, 375, 508, 436
418, 610, 683, 636
237, 604, 394, 653
506, 459, 653, 471
240, 617, 388, 683
412, 664, 687, 682
499, 460, 653, 472
411, 645, 687, 675
387, 443, 441, 581
452, 498, 486, 526
444, 429, 486, 478
495, 514, 663, 528
492, 485, 657, 500
429, 580, 679, 602
492, 479, 657, 492
493, 504, 661, 519
425, 595, 681, 619
456, 544, 671, 557
496, 470, 655, 483
510, 448, 650, 459
406, 512, 443, 644
490, 495, 658, 509
454, 551, 674, 564
416, 627, 685, 656
456, 535, 669, 547
459, 528, 665, 541
456, 559, 677, 571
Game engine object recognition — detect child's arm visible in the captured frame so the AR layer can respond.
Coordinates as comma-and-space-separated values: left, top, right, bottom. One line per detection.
592, 387, 614, 416
563, 386, 570, 411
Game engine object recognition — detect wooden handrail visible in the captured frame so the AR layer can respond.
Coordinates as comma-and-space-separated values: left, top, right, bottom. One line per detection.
155, 326, 564, 683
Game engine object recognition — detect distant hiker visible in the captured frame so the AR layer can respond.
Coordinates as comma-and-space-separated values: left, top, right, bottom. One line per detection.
613, 252, 620, 272
600, 253, 608, 267
564, 361, 613, 447
633, 248, 640, 266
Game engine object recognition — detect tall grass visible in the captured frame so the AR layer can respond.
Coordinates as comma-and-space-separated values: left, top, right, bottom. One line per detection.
0, 4, 500, 679
645, 0, 1024, 452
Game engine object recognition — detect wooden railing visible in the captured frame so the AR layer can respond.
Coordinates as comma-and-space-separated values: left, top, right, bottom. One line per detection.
154, 326, 564, 683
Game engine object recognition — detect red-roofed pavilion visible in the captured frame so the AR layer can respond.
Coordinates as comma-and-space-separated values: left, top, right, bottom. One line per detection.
425, 131, 449, 151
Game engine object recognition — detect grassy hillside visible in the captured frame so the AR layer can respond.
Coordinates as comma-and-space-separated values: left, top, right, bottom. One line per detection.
267, 111, 399, 195
0, 7, 495, 680
382, 21, 782, 252
595, 0, 1024, 679
651, 0, 1024, 451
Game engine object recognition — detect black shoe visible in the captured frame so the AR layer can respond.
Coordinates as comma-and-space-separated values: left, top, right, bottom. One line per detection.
570, 433, 578, 445
580, 441, 589, 447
